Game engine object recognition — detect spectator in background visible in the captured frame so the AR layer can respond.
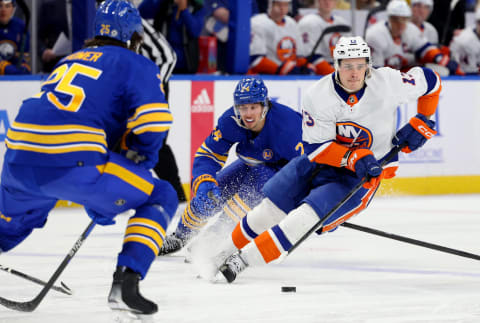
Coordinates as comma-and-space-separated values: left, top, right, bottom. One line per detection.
203, 0, 259, 73
449, 7, 480, 74
299, 0, 351, 75
249, 0, 314, 75
410, 0, 438, 44
365, 0, 463, 75
0, 0, 30, 75
336, 0, 380, 10
257, 0, 300, 20
139, 0, 206, 74
428, 0, 465, 46
37, 0, 72, 73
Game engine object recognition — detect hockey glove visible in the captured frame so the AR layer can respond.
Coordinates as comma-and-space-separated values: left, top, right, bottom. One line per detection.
276, 60, 302, 75
392, 114, 437, 153
345, 149, 383, 187
191, 181, 222, 215
85, 208, 115, 226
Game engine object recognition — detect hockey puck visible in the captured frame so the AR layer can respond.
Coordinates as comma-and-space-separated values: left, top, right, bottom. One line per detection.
281, 286, 296, 293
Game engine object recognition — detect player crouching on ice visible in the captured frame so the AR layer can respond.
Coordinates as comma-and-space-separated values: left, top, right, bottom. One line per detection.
0, 0, 178, 317
214, 36, 441, 283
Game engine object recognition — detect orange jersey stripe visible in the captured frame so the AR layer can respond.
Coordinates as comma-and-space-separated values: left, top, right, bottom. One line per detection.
322, 185, 377, 233
417, 76, 442, 116
255, 231, 282, 263
312, 142, 349, 167
232, 223, 251, 249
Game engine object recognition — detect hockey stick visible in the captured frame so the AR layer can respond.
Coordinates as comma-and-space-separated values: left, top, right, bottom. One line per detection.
0, 264, 72, 296
440, 0, 460, 46
362, 4, 387, 38
287, 145, 402, 256
0, 220, 96, 312
341, 222, 480, 261
306, 24, 351, 63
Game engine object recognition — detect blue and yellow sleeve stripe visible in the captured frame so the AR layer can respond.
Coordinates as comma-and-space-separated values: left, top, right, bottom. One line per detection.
127, 103, 173, 135
194, 143, 228, 167
5, 121, 107, 154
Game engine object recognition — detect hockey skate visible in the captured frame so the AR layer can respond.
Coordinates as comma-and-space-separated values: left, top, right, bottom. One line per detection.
218, 251, 248, 283
108, 266, 157, 320
157, 233, 186, 256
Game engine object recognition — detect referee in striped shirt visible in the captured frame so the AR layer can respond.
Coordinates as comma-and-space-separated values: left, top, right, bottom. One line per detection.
140, 18, 187, 202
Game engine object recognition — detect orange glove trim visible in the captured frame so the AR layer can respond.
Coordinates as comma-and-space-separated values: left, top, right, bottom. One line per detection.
315, 60, 335, 75
345, 148, 374, 173
248, 57, 279, 75
409, 117, 438, 140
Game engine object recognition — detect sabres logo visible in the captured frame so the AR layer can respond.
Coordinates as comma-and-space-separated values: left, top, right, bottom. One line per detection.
336, 122, 373, 149
263, 149, 273, 160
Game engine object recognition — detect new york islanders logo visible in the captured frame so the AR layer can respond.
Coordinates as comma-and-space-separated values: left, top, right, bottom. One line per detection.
276, 36, 297, 61
336, 122, 373, 149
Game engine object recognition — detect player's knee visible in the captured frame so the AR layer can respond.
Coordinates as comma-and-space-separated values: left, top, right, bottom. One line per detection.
146, 178, 179, 220
245, 198, 287, 234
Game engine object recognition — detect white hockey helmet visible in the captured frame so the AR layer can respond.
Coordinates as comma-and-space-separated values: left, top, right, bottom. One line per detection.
333, 36, 372, 80
268, 0, 291, 12
387, 0, 412, 17
411, 0, 433, 7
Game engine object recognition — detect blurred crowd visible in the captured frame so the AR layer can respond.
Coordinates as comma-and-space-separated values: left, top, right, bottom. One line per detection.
1, 0, 480, 76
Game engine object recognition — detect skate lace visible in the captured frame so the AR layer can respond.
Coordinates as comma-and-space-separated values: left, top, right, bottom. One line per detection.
225, 252, 247, 274
160, 234, 184, 252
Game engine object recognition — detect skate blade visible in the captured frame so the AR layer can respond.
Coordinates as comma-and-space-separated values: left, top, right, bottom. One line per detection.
111, 309, 156, 323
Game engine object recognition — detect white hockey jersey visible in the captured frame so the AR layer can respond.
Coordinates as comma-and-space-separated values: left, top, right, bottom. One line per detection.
298, 13, 350, 63
302, 67, 440, 162
415, 21, 439, 45
450, 28, 480, 74
366, 21, 435, 69
250, 13, 304, 65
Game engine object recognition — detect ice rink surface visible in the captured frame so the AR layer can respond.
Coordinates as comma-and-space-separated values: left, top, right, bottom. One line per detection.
1, 194, 480, 323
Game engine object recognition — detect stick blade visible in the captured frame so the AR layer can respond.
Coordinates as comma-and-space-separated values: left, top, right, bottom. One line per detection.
0, 295, 38, 312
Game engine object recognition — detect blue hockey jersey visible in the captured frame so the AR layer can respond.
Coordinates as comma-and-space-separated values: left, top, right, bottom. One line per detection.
192, 101, 303, 182
5, 45, 172, 167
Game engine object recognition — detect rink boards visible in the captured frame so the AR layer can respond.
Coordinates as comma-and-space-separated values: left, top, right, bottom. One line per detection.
0, 74, 478, 196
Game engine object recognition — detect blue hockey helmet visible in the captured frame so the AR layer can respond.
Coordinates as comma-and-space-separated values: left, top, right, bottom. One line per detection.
233, 76, 268, 107
233, 76, 269, 126
94, 0, 143, 43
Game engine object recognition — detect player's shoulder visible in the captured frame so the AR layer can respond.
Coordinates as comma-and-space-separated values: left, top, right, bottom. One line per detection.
457, 27, 477, 42
369, 66, 401, 81
299, 12, 322, 26
332, 14, 349, 25
303, 74, 335, 105
423, 21, 436, 32
365, 21, 389, 43
283, 15, 298, 26
366, 20, 388, 34
270, 101, 301, 119
251, 13, 270, 26
267, 102, 302, 135
9, 17, 25, 31
404, 22, 423, 38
